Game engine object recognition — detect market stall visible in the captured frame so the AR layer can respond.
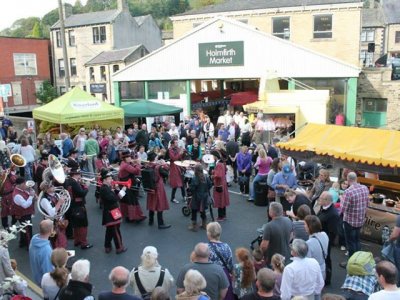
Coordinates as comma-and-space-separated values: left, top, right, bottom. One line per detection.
277, 123, 400, 244
33, 87, 124, 136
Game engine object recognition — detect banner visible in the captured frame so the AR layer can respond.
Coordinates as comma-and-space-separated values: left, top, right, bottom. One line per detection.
199, 41, 244, 67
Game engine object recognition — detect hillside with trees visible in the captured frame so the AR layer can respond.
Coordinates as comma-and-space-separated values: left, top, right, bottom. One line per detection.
0, 0, 225, 38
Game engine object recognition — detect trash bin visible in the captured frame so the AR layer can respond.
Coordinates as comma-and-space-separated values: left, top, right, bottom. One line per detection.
254, 181, 268, 206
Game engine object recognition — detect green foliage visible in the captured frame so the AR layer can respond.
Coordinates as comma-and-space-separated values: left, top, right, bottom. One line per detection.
190, 0, 224, 9
35, 81, 59, 104
31, 22, 43, 38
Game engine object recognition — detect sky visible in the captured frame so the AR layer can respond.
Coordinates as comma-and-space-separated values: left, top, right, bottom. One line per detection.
0, 0, 88, 31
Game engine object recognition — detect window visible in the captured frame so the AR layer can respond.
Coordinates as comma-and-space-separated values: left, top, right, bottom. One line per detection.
396, 31, 400, 43
113, 65, 119, 73
11, 82, 22, 105
89, 67, 95, 81
58, 59, 65, 77
70, 58, 77, 76
93, 26, 106, 44
13, 53, 37, 76
193, 22, 203, 28
363, 98, 387, 112
273, 17, 290, 40
313, 15, 332, 39
68, 30, 75, 46
360, 50, 373, 67
238, 19, 248, 24
100, 66, 106, 81
361, 29, 375, 42
56, 31, 62, 47
60, 86, 66, 95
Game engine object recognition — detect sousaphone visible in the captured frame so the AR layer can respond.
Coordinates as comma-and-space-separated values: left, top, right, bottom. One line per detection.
37, 155, 71, 220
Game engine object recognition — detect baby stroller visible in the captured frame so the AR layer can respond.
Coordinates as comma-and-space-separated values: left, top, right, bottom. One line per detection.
250, 224, 267, 250
181, 168, 214, 221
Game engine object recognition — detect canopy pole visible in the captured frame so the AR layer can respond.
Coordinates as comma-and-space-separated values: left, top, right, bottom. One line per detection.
59, 123, 62, 134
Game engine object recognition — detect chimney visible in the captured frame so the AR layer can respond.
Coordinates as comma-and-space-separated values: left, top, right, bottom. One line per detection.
117, 0, 129, 12
63, 4, 73, 19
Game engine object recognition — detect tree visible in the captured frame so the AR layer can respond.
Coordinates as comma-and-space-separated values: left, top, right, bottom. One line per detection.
31, 21, 43, 38
35, 81, 59, 104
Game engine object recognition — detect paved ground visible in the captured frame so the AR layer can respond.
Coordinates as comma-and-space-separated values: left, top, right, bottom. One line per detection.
9, 181, 381, 298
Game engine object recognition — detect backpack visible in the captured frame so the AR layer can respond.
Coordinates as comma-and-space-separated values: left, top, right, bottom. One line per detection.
133, 267, 165, 300
141, 167, 156, 190
346, 251, 375, 276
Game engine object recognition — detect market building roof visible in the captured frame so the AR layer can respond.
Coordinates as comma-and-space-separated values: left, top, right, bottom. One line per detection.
112, 17, 360, 82
381, 0, 400, 24
362, 7, 386, 27
51, 10, 152, 29
176, 0, 362, 17
85, 45, 144, 65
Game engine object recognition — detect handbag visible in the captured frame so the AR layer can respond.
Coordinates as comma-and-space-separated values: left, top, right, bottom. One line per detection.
381, 241, 395, 263
110, 207, 122, 220
215, 186, 223, 193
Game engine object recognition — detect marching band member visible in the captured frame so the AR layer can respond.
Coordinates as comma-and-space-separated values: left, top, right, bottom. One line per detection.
0, 165, 17, 229
99, 169, 127, 254
146, 152, 171, 229
211, 150, 230, 222
67, 148, 79, 169
95, 151, 112, 172
118, 150, 146, 223
168, 138, 185, 204
33, 150, 49, 191
39, 181, 68, 248
64, 168, 93, 250
12, 177, 35, 249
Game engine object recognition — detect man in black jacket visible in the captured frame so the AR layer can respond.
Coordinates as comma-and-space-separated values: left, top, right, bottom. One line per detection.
59, 259, 94, 300
135, 124, 149, 151
317, 191, 340, 285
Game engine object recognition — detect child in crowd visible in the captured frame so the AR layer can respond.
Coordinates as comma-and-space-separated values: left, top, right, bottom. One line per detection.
328, 181, 340, 204
233, 247, 256, 299
271, 253, 285, 298
252, 248, 266, 274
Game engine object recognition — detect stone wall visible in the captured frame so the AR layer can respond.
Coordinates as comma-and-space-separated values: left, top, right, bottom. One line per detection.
357, 68, 400, 129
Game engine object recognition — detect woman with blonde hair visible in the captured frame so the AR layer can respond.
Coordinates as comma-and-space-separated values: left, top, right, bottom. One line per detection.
233, 247, 255, 298
41, 248, 69, 300
271, 253, 285, 298
130, 246, 174, 298
176, 269, 209, 300
248, 148, 272, 202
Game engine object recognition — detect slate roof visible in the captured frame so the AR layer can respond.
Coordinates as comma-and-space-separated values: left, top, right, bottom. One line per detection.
362, 8, 385, 27
176, 0, 362, 16
381, 0, 400, 24
85, 45, 143, 65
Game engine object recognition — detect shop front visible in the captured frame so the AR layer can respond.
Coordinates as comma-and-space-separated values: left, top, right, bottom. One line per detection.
112, 17, 360, 124
277, 123, 400, 244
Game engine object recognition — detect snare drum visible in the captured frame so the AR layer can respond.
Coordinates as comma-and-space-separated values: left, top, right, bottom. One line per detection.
184, 170, 195, 178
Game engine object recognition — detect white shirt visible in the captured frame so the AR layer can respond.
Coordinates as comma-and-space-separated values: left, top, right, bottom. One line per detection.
369, 289, 400, 300
280, 257, 324, 300
13, 193, 33, 209
168, 128, 180, 138
40, 196, 56, 218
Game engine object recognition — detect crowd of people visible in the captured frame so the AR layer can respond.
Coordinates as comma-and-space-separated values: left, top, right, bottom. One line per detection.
0, 110, 399, 300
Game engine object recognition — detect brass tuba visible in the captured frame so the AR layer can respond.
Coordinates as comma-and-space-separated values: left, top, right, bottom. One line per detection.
37, 155, 71, 220
10, 154, 27, 167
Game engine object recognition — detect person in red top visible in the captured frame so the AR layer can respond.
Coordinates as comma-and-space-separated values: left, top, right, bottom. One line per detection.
168, 138, 185, 204
1, 165, 17, 229
13, 176, 35, 248
146, 152, 171, 229
341, 172, 369, 258
118, 151, 146, 223
64, 168, 93, 250
211, 150, 230, 222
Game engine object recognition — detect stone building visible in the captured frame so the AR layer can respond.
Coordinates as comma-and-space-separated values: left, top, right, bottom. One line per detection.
50, 0, 161, 97
170, 0, 363, 66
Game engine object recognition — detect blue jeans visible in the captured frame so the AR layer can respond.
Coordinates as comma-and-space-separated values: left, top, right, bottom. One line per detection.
343, 221, 361, 258
250, 174, 268, 200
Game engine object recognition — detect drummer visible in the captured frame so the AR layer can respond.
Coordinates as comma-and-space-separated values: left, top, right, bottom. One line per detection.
168, 138, 186, 204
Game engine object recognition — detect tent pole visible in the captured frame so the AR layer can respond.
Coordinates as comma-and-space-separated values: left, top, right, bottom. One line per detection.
60, 123, 62, 133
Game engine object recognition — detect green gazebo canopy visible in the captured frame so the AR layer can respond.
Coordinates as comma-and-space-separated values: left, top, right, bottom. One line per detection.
122, 100, 183, 117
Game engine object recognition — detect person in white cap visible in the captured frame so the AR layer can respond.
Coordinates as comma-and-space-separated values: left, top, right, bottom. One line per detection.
129, 246, 174, 298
